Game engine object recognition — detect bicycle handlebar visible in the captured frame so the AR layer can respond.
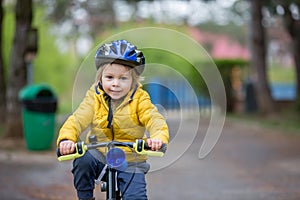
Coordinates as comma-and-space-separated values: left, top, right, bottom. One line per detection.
56, 139, 167, 162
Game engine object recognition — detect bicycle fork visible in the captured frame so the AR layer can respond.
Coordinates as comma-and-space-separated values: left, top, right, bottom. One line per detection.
101, 167, 121, 200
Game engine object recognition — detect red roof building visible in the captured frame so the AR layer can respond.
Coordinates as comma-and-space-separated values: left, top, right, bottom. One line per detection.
188, 27, 250, 60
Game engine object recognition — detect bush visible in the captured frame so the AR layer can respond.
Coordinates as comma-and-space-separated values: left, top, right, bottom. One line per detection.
214, 59, 249, 112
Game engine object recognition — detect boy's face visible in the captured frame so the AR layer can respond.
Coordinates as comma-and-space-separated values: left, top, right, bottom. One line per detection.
101, 63, 133, 100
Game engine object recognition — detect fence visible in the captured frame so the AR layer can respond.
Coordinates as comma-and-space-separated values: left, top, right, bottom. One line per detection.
144, 79, 211, 117
270, 83, 296, 101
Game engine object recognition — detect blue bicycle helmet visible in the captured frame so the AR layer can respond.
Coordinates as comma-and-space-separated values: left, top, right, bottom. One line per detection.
95, 40, 145, 75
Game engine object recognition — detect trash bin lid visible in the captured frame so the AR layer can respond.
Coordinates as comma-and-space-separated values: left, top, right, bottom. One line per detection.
19, 84, 56, 101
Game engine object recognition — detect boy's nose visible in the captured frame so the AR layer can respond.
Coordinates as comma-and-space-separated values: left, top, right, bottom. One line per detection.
112, 79, 119, 86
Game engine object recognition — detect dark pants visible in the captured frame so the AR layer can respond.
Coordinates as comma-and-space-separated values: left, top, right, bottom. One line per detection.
72, 150, 149, 200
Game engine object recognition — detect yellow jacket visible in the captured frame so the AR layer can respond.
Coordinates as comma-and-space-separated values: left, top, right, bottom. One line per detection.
57, 84, 169, 162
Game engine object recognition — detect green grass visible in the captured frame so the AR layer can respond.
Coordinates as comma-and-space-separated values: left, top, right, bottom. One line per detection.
228, 112, 300, 135
268, 65, 295, 83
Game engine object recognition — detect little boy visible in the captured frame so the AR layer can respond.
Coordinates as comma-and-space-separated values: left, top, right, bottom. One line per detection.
57, 40, 169, 200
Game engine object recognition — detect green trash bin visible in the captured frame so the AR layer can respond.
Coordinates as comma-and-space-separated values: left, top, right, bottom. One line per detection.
19, 84, 57, 150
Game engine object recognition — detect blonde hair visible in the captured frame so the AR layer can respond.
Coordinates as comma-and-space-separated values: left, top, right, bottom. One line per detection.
95, 63, 144, 88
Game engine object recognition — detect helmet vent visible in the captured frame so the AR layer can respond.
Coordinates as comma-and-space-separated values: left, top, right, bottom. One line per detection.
120, 43, 127, 55
110, 45, 117, 55
128, 50, 136, 57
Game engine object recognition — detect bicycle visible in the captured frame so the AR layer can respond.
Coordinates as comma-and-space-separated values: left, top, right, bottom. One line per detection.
56, 135, 167, 200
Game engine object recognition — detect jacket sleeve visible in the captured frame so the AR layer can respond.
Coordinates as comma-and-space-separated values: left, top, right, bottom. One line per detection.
137, 90, 169, 144
56, 86, 95, 145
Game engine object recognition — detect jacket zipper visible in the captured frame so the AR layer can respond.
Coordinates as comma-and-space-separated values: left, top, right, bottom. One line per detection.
111, 124, 114, 141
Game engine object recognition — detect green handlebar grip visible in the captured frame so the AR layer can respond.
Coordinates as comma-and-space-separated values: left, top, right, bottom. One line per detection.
133, 139, 165, 157
57, 142, 87, 161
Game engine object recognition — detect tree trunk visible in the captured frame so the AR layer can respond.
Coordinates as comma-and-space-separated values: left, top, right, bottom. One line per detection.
249, 0, 275, 114
291, 22, 300, 110
281, 2, 300, 110
4, 0, 32, 138
0, 0, 6, 124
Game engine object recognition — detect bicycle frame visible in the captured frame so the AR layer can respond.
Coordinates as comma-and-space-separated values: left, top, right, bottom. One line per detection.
57, 137, 166, 200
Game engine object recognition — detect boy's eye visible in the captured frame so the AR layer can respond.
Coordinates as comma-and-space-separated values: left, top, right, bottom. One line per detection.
105, 76, 113, 79
120, 77, 128, 80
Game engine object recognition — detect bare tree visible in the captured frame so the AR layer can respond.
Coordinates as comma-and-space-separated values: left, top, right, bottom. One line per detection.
261, 0, 300, 110
249, 0, 275, 114
278, 1, 300, 109
5, 0, 33, 138
0, 0, 5, 124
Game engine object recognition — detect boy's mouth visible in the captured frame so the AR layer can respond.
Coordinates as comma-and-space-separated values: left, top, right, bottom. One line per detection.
109, 90, 122, 95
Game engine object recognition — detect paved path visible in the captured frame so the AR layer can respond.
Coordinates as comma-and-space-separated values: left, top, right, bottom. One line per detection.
148, 119, 300, 200
0, 118, 300, 200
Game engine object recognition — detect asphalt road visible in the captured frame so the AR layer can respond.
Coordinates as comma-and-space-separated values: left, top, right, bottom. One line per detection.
0, 117, 300, 200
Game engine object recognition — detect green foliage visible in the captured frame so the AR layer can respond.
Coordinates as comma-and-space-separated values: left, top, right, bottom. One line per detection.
214, 58, 249, 68
142, 48, 204, 94
212, 59, 248, 111
198, 58, 248, 87
214, 59, 248, 77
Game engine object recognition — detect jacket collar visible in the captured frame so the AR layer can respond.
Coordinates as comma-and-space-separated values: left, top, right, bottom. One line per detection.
95, 83, 140, 128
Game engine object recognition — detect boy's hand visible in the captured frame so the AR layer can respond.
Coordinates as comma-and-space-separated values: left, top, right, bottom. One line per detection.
59, 140, 76, 155
147, 138, 163, 151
